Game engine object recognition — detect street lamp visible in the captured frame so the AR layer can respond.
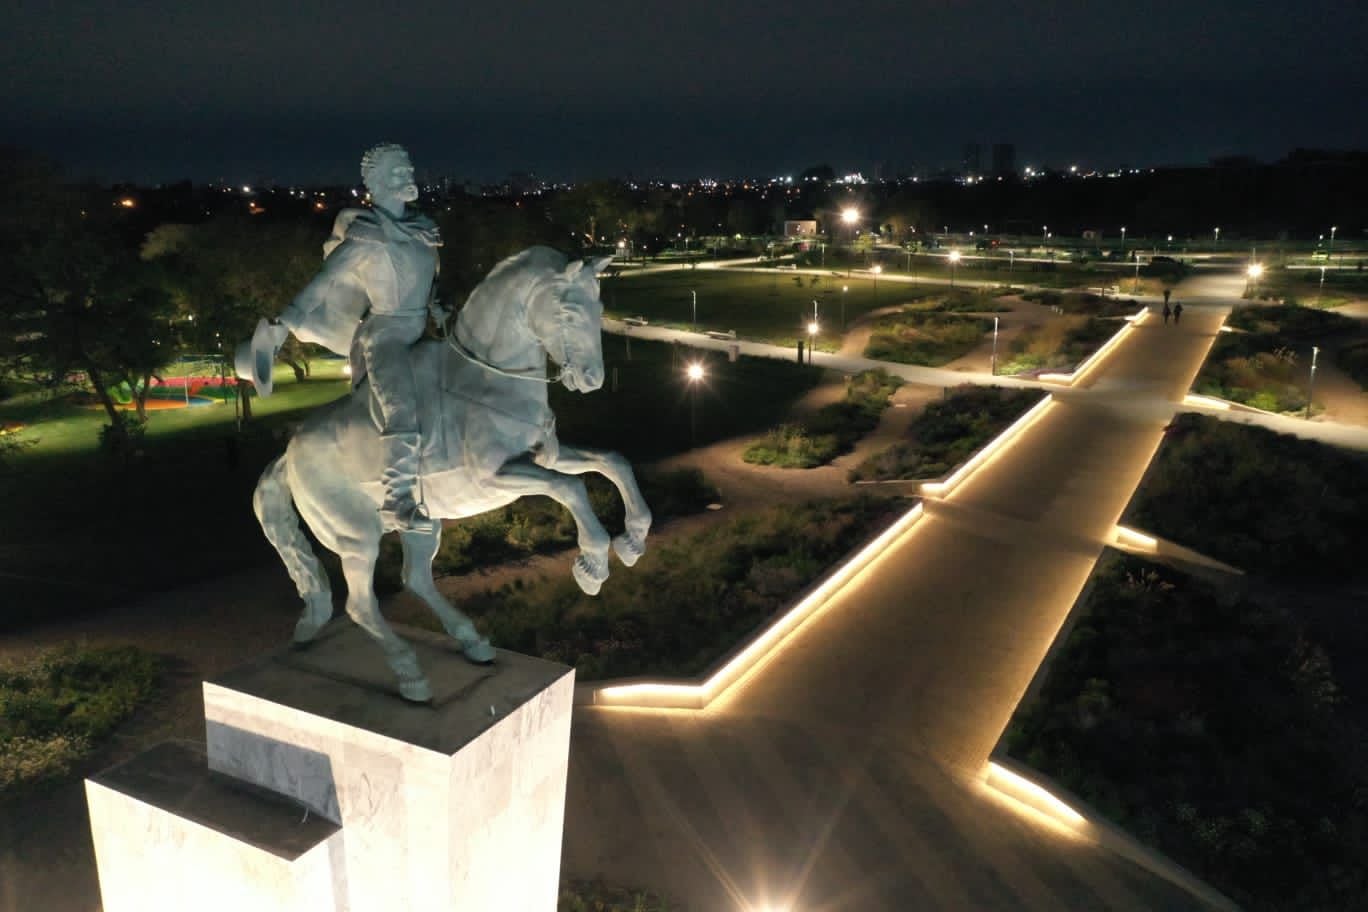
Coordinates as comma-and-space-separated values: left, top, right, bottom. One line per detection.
1213, 226, 1220, 247
1305, 346, 1320, 420
1120, 226, 1126, 252
841, 285, 848, 330
807, 320, 819, 364
948, 249, 962, 288
871, 264, 882, 303
991, 315, 1000, 375
685, 361, 705, 444
1133, 251, 1142, 292
1246, 262, 1263, 296
691, 289, 697, 331
1330, 225, 1338, 264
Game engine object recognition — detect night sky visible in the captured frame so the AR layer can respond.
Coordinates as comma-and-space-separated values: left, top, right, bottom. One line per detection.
5, 0, 1366, 184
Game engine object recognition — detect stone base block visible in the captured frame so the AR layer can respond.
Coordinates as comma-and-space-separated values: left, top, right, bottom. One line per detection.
85, 741, 343, 912
203, 622, 575, 912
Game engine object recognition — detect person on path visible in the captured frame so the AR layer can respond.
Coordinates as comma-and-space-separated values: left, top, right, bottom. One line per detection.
1162, 302, 1171, 324
1173, 302, 1183, 324
1163, 288, 1171, 307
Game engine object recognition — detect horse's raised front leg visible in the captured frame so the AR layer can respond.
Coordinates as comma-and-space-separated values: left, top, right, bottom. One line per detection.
544, 445, 653, 568
399, 527, 495, 664
340, 550, 431, 702
485, 457, 612, 595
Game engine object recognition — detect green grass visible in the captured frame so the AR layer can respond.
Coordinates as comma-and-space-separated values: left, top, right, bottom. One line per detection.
863, 313, 991, 365
1, 645, 161, 796
801, 249, 1136, 290
1198, 305, 1367, 407
413, 497, 902, 681
744, 369, 903, 468
1247, 266, 1368, 308
1005, 554, 1368, 911
603, 270, 927, 350
850, 386, 1044, 482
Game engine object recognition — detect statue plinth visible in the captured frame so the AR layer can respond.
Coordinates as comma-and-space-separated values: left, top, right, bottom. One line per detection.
87, 624, 575, 912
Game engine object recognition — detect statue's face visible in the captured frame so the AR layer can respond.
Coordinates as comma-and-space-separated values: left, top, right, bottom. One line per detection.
369, 149, 418, 203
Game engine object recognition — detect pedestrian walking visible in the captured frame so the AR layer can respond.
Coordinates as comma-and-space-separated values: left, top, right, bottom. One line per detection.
1162, 302, 1171, 324
1173, 302, 1183, 324
1163, 288, 1171, 307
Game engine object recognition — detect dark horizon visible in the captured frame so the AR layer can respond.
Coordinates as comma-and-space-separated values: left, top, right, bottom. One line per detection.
6, 0, 1367, 184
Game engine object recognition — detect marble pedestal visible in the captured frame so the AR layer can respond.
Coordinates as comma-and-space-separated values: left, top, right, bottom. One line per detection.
88, 623, 575, 912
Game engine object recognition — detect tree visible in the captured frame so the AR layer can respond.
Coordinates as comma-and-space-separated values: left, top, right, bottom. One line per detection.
0, 149, 181, 454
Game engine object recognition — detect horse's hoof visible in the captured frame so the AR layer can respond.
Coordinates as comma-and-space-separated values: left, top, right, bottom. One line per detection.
462, 638, 496, 664
573, 555, 606, 596
293, 601, 332, 644
399, 676, 433, 703
612, 533, 644, 568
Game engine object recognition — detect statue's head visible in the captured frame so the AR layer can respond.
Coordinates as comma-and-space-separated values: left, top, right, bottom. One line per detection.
543, 257, 612, 393
361, 143, 418, 205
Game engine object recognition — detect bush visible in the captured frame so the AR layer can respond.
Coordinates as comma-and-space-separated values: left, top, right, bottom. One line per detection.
999, 316, 1119, 375
864, 313, 990, 365
1006, 556, 1368, 910
744, 369, 903, 468
1127, 414, 1368, 581
1338, 340, 1368, 390
0, 645, 161, 794
850, 386, 1043, 481
559, 880, 679, 911
1194, 336, 1314, 412
433, 497, 901, 681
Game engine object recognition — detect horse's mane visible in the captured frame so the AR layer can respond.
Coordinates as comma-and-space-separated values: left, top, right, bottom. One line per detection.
456, 246, 571, 355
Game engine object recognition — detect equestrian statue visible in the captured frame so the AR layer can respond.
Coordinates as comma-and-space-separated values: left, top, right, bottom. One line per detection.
235, 143, 651, 701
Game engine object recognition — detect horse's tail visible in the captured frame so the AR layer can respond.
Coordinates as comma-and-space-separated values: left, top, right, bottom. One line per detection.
253, 454, 332, 631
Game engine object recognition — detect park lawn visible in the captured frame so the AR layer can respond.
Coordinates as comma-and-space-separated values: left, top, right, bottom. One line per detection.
0, 336, 819, 629
849, 386, 1044, 481
806, 249, 1137, 290
998, 315, 1119, 376
1004, 554, 1368, 912
1194, 305, 1364, 410
603, 269, 928, 351
863, 312, 991, 365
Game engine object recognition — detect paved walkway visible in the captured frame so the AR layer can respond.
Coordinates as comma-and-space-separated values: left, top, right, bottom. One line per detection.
558, 300, 1233, 907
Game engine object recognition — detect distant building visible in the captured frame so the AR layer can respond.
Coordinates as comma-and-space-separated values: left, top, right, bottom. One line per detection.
962, 143, 983, 175
784, 220, 818, 238
992, 143, 1016, 176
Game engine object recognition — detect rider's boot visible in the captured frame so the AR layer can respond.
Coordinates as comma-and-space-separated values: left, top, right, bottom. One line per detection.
379, 432, 436, 533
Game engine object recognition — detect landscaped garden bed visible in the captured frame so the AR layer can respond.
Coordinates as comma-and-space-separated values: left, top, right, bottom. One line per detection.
848, 386, 1044, 481
0, 646, 161, 798
997, 315, 1120, 376
743, 369, 903, 468
863, 312, 991, 365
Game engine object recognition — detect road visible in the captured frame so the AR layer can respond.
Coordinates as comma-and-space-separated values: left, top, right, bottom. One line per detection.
557, 276, 1239, 909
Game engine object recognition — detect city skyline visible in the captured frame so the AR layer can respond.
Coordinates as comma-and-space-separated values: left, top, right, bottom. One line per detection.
5, 0, 1366, 184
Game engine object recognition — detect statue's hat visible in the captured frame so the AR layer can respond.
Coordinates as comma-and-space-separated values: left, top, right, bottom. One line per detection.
234, 318, 281, 398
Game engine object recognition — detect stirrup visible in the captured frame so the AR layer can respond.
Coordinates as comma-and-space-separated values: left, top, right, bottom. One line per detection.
380, 499, 437, 533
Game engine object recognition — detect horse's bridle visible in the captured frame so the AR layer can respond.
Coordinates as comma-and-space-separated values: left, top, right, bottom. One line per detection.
444, 284, 577, 385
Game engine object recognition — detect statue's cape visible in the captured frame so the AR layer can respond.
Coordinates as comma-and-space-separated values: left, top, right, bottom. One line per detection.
287, 208, 440, 356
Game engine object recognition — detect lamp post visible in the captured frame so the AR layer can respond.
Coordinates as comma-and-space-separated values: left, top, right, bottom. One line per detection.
1133, 251, 1142, 292
1317, 265, 1327, 305
1120, 226, 1126, 253
1330, 225, 1338, 265
991, 315, 999, 375
1213, 226, 1220, 247
806, 320, 819, 365
691, 289, 697, 331
871, 264, 881, 303
841, 285, 848, 330
1008, 248, 1014, 277
1245, 262, 1263, 296
948, 249, 962, 288
1305, 345, 1319, 420
685, 361, 705, 444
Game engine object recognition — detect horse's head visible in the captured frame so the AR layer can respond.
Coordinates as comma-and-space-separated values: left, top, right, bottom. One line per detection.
534, 256, 611, 393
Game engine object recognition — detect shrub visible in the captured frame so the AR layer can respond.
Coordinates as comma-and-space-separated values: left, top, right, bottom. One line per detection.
863, 313, 990, 365
0, 645, 161, 794
851, 386, 1043, 481
744, 369, 903, 469
559, 880, 679, 911
1007, 556, 1368, 910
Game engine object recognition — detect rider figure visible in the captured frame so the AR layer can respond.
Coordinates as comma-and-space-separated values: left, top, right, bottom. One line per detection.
257, 143, 445, 531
